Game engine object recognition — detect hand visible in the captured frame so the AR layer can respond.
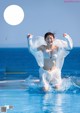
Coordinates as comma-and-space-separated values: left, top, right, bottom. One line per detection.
63, 33, 70, 38
27, 34, 32, 38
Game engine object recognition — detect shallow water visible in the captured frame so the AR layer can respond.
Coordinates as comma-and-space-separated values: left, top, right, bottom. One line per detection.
0, 88, 80, 113
0, 77, 80, 113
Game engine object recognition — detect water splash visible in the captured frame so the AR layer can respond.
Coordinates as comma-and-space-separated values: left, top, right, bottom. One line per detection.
25, 75, 80, 94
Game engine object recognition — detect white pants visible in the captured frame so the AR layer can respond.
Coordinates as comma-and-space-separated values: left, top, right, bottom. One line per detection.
39, 68, 62, 89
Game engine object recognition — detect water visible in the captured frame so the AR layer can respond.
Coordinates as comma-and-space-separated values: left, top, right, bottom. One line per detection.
0, 47, 80, 113
0, 89, 80, 113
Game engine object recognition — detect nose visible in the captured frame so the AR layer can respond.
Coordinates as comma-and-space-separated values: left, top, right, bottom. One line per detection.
48, 38, 51, 41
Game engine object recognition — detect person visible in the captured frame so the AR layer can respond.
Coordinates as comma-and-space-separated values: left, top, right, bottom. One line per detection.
27, 32, 73, 91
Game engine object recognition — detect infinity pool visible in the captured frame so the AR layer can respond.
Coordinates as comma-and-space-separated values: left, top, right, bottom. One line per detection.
0, 79, 80, 113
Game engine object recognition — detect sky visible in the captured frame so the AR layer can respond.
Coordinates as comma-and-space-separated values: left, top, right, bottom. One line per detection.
0, 0, 80, 47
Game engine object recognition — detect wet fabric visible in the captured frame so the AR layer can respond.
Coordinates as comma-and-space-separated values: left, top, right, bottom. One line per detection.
27, 34, 73, 70
39, 67, 62, 89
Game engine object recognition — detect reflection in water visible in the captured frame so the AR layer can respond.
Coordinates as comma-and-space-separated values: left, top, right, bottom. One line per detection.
43, 93, 64, 113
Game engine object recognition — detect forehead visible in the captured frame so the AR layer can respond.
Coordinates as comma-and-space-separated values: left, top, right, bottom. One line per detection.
46, 35, 54, 39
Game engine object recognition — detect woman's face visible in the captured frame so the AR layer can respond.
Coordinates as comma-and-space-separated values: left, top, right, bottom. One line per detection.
45, 35, 55, 45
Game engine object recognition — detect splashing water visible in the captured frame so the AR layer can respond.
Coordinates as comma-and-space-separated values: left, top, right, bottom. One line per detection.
24, 75, 80, 94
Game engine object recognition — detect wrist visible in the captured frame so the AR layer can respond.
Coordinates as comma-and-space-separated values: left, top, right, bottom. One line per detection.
63, 33, 70, 39
27, 34, 33, 39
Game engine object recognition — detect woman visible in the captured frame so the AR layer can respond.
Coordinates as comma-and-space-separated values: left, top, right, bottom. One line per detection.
27, 32, 73, 91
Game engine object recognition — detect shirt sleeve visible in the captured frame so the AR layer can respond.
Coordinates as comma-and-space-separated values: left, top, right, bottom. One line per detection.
63, 34, 73, 50
55, 34, 73, 70
27, 36, 44, 67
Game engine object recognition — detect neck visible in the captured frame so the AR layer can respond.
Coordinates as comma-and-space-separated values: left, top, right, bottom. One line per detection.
47, 44, 53, 49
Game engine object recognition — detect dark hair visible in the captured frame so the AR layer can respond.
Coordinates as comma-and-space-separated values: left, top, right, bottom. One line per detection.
44, 32, 55, 40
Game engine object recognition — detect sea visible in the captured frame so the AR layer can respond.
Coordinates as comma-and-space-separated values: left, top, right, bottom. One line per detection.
0, 47, 80, 81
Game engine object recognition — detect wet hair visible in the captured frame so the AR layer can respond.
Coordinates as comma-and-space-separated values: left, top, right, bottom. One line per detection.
44, 32, 55, 40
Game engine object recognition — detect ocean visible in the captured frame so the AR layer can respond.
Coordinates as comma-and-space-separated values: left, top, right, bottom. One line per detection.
0, 47, 80, 81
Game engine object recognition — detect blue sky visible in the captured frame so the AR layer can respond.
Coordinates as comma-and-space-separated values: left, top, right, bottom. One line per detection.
0, 0, 80, 47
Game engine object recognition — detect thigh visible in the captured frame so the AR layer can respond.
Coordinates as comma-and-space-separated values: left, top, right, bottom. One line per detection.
39, 68, 50, 87
51, 69, 62, 86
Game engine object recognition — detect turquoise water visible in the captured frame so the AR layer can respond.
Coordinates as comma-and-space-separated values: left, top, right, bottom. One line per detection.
0, 48, 80, 113
0, 88, 80, 113
0, 77, 80, 113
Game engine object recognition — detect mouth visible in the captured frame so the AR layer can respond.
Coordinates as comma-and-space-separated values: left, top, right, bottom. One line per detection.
48, 41, 53, 44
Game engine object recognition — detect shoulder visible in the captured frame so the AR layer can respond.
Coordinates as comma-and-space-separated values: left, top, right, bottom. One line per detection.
53, 45, 59, 51
37, 45, 45, 51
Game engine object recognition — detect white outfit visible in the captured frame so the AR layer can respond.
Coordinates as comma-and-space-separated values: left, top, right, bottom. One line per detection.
39, 67, 62, 89
27, 34, 73, 89
27, 34, 73, 69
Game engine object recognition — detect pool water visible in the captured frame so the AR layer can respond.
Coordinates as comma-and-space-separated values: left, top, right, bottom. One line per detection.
0, 89, 80, 113
0, 79, 80, 113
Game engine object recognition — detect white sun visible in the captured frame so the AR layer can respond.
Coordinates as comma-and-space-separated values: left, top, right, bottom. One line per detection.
3, 5, 24, 25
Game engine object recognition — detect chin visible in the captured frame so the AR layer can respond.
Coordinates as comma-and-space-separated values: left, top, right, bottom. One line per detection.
50, 43, 53, 45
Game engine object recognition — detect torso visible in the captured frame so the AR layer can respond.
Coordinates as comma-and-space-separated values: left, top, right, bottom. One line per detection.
42, 45, 58, 71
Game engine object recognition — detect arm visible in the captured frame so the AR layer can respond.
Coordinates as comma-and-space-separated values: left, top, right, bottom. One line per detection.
27, 34, 44, 67
27, 34, 44, 52
27, 34, 34, 52
63, 33, 73, 50
55, 33, 73, 70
